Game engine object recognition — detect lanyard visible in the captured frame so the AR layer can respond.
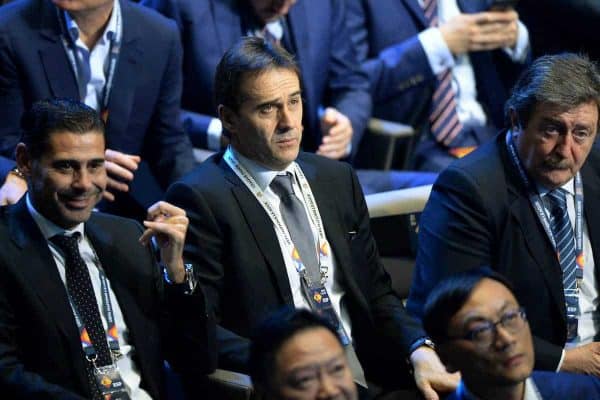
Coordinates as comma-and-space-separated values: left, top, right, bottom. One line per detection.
57, 2, 122, 119
66, 259, 121, 361
505, 131, 585, 276
223, 148, 331, 285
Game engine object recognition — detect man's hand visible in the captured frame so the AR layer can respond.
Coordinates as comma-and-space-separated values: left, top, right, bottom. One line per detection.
560, 342, 600, 376
139, 201, 189, 283
317, 107, 353, 160
103, 149, 141, 201
410, 346, 460, 400
439, 10, 518, 56
0, 173, 27, 206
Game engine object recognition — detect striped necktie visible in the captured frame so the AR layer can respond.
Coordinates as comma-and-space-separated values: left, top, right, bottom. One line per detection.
545, 189, 577, 291
422, 0, 464, 146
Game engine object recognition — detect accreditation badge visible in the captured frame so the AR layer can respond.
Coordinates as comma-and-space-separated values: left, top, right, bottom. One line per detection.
93, 364, 130, 400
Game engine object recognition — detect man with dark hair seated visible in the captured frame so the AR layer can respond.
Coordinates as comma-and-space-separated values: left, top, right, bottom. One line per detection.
250, 308, 358, 400
423, 268, 600, 400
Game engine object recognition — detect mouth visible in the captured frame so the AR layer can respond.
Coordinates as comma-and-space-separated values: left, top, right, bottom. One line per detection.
59, 192, 100, 210
502, 354, 525, 368
275, 137, 298, 146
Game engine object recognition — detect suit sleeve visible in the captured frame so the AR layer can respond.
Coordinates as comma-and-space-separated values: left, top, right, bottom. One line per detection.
143, 19, 195, 189
345, 0, 436, 106
407, 166, 563, 369
345, 163, 426, 355
165, 182, 252, 371
0, 272, 86, 399
326, 0, 372, 159
141, 0, 216, 150
0, 31, 24, 162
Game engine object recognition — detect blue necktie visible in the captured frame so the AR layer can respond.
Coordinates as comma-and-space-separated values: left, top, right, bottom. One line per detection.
545, 189, 577, 291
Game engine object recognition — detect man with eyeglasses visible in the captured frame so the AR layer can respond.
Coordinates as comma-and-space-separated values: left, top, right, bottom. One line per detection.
423, 268, 600, 400
408, 53, 600, 375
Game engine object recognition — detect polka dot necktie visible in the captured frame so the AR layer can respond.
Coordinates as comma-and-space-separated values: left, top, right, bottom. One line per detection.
51, 233, 111, 398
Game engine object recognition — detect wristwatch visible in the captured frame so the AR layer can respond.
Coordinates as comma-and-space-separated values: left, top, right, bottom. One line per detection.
408, 337, 436, 355
8, 166, 26, 180
163, 263, 197, 295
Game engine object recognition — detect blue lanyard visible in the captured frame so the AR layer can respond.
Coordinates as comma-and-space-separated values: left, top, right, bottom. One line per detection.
505, 131, 585, 276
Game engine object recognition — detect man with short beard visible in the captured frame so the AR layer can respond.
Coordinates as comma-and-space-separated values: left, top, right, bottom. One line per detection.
408, 53, 600, 376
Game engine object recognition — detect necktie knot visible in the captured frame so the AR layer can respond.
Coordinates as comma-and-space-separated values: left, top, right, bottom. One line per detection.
50, 233, 82, 257
545, 189, 568, 216
270, 173, 295, 201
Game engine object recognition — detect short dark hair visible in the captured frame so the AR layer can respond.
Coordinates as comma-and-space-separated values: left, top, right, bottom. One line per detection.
422, 268, 516, 344
214, 36, 300, 112
504, 53, 600, 128
20, 98, 105, 160
249, 307, 340, 390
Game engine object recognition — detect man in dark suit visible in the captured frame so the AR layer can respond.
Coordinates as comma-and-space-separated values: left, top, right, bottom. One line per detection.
142, 0, 369, 163
0, 99, 215, 399
0, 0, 195, 218
408, 54, 600, 375
166, 37, 457, 399
346, 0, 530, 171
423, 268, 600, 400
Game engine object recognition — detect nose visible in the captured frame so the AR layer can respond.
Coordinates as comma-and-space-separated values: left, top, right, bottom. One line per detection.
493, 324, 517, 350
277, 105, 294, 132
555, 131, 575, 157
72, 169, 93, 191
317, 374, 341, 399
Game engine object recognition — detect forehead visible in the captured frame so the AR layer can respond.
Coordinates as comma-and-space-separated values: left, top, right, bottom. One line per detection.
239, 68, 300, 103
528, 100, 599, 128
44, 130, 105, 158
276, 327, 343, 369
450, 279, 519, 327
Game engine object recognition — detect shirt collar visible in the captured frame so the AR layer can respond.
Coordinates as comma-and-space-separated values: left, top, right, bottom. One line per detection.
228, 146, 296, 191
63, 0, 120, 47
459, 377, 541, 400
26, 194, 84, 241
537, 178, 575, 198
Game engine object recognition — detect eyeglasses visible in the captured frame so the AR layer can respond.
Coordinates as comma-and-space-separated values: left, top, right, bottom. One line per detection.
449, 308, 527, 347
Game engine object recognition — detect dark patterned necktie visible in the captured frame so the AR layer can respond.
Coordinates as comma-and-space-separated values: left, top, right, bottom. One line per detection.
545, 190, 577, 291
422, 0, 464, 146
51, 233, 111, 399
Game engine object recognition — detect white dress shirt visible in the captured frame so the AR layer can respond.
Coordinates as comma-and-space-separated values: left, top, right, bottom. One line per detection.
229, 148, 353, 341
459, 377, 542, 399
63, 0, 121, 111
418, 0, 529, 126
26, 195, 152, 399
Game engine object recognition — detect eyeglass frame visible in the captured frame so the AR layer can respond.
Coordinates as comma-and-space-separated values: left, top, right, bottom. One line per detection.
444, 307, 528, 346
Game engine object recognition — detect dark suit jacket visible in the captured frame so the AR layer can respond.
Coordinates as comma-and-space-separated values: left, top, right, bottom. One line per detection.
0, 199, 216, 399
407, 133, 600, 371
346, 0, 527, 134
141, 0, 371, 160
0, 0, 195, 217
165, 152, 425, 386
445, 371, 600, 400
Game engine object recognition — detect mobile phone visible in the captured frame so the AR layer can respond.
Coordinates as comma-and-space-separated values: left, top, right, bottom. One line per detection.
489, 0, 519, 10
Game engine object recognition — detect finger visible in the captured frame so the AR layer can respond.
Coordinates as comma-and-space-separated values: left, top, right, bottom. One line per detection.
475, 11, 517, 24
416, 381, 440, 400
316, 144, 345, 160
106, 176, 130, 193
138, 228, 154, 245
147, 201, 186, 221
105, 161, 136, 182
102, 190, 115, 202
105, 149, 141, 170
142, 220, 186, 243
320, 107, 338, 125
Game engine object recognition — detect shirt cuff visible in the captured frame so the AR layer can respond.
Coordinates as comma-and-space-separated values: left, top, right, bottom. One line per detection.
555, 349, 566, 372
503, 20, 529, 63
418, 27, 455, 75
207, 118, 223, 151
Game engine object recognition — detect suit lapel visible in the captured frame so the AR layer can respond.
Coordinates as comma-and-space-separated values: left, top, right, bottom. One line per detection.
581, 162, 600, 289
7, 199, 88, 390
104, 0, 141, 138
221, 160, 294, 305
297, 159, 371, 314
37, 0, 79, 99
402, 0, 428, 29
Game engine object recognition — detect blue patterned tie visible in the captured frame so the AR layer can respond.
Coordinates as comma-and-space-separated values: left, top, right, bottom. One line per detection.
545, 189, 577, 291
421, 0, 464, 146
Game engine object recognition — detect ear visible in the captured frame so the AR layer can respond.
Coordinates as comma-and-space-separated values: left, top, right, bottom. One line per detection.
218, 104, 238, 135
15, 143, 32, 177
